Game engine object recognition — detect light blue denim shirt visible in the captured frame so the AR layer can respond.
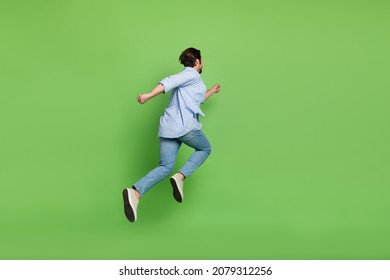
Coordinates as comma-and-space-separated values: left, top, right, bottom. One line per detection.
158, 67, 206, 138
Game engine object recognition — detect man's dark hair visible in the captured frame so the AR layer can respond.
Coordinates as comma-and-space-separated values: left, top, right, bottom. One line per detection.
179, 47, 201, 67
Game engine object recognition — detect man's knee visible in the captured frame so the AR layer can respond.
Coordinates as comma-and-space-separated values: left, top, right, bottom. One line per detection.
204, 145, 212, 155
160, 163, 174, 177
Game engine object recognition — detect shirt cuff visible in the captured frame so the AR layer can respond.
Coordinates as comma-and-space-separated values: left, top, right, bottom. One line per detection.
159, 78, 173, 93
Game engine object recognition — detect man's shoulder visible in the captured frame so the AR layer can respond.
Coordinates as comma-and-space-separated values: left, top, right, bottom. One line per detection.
182, 67, 199, 76
172, 67, 199, 83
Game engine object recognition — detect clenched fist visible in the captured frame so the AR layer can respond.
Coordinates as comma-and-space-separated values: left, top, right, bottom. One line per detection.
137, 94, 150, 104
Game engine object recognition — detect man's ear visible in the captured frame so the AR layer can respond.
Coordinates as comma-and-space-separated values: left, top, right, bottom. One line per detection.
195, 59, 200, 66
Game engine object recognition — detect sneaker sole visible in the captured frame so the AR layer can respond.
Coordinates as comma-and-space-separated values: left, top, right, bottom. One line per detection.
170, 177, 183, 203
122, 189, 135, 222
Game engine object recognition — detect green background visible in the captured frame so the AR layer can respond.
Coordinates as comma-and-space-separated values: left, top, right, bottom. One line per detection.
1, 0, 389, 259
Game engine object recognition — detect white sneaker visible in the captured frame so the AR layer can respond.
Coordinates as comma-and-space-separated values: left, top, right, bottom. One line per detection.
170, 173, 184, 203
122, 187, 139, 222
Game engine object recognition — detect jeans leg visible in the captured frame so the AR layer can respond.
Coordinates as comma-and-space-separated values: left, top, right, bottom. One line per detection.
178, 130, 211, 177
133, 138, 181, 196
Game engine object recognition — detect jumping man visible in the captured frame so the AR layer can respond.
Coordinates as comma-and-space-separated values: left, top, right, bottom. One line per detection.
123, 47, 221, 222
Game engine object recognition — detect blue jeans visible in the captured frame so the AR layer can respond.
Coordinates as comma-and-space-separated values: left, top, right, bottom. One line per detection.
133, 130, 211, 196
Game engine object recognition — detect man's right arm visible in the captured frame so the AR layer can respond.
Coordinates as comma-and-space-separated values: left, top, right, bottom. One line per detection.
204, 84, 221, 101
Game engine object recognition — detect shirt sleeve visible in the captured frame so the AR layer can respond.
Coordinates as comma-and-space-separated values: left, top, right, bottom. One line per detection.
159, 70, 195, 93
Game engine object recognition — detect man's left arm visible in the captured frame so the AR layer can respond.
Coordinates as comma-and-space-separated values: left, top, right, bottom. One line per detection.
137, 83, 165, 104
